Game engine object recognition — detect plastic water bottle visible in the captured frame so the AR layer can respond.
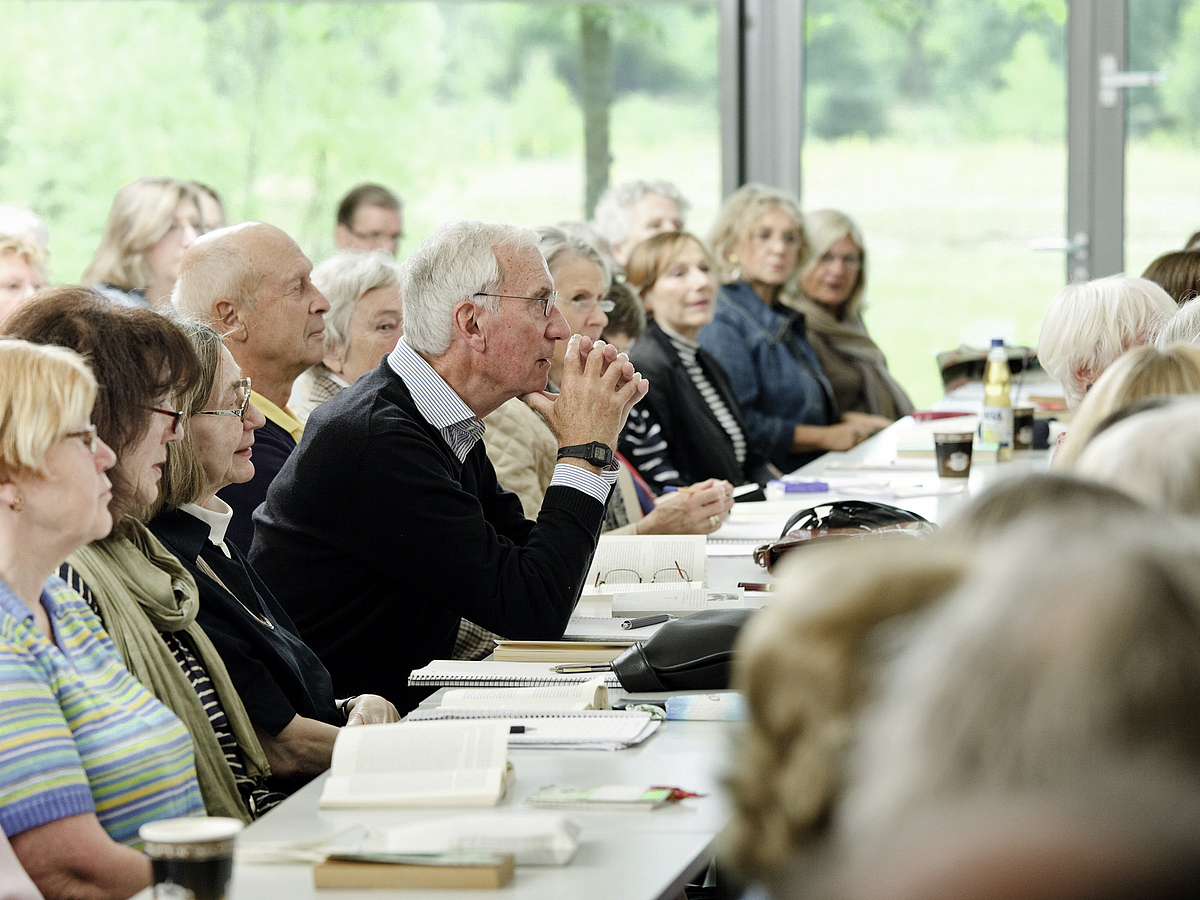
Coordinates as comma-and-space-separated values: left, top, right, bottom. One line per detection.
981, 338, 1013, 460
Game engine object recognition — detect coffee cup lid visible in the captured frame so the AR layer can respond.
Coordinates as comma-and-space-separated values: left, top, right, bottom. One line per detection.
139, 817, 244, 844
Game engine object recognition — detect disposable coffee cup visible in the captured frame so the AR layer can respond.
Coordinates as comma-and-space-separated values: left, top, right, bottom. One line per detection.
934, 431, 974, 478
1013, 406, 1035, 450
140, 817, 243, 900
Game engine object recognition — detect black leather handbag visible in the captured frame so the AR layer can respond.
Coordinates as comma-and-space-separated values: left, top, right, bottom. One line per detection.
610, 609, 756, 692
753, 500, 935, 572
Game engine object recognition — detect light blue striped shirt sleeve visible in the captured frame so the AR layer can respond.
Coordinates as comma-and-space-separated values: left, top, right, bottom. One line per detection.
390, 337, 616, 505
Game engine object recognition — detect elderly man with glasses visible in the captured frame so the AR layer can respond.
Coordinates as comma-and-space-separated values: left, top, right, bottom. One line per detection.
250, 221, 649, 712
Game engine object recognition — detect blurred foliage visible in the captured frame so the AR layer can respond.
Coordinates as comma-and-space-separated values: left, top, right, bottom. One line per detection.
0, 1, 716, 281
0, 0, 1195, 322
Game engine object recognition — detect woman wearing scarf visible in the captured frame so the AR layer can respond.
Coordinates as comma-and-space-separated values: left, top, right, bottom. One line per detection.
792, 209, 913, 420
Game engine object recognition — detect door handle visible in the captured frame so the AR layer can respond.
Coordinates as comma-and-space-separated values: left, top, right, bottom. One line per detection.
1099, 54, 1166, 108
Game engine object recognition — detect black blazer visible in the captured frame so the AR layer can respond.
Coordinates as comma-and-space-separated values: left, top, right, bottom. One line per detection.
624, 323, 774, 488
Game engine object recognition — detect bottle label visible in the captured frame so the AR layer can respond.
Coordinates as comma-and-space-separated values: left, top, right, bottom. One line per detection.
980, 406, 1013, 448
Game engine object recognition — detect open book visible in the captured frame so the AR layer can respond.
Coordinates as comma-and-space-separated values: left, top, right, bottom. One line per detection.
319, 720, 510, 808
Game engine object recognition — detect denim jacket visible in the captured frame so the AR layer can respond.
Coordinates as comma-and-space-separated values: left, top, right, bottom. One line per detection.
698, 281, 836, 471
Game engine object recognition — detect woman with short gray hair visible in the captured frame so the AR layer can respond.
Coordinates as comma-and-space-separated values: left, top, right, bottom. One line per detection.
289, 249, 403, 422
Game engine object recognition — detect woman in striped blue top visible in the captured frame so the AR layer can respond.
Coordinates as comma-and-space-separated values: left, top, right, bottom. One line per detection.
0, 339, 203, 899
620, 232, 777, 492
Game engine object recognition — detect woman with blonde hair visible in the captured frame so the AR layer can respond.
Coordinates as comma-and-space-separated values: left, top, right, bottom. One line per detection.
724, 536, 967, 886
620, 230, 774, 489
1051, 343, 1200, 470
83, 176, 202, 309
0, 338, 203, 898
793, 209, 913, 420
699, 184, 889, 471
0, 235, 46, 326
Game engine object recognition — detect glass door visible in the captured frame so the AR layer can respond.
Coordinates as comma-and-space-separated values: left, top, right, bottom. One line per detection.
801, 0, 1067, 406
1124, 0, 1200, 276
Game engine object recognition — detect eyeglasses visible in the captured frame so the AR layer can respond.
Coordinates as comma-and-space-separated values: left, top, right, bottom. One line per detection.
816, 252, 862, 270
348, 227, 402, 247
65, 425, 99, 454
595, 563, 690, 585
474, 291, 559, 318
196, 377, 252, 422
563, 296, 615, 315
146, 406, 184, 434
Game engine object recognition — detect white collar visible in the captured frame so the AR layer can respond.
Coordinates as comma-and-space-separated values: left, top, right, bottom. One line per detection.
183, 499, 234, 558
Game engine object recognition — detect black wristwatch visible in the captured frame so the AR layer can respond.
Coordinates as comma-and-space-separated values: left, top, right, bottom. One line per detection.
557, 441, 615, 469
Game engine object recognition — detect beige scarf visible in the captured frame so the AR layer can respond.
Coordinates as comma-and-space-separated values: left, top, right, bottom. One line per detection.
791, 296, 914, 420
66, 520, 269, 823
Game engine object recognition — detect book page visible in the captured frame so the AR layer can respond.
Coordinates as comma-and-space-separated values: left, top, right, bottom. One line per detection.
322, 721, 509, 807
330, 721, 507, 775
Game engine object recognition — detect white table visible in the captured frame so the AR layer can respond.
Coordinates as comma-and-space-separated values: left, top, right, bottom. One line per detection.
230, 719, 733, 900
706, 415, 1053, 589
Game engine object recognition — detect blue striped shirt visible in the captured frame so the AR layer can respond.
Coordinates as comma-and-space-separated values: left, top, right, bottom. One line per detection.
388, 336, 614, 502
0, 577, 204, 845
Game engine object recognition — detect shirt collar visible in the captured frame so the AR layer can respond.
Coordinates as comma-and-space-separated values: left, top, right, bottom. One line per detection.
183, 499, 234, 557
658, 321, 700, 350
0, 576, 68, 624
387, 337, 479, 430
251, 391, 305, 441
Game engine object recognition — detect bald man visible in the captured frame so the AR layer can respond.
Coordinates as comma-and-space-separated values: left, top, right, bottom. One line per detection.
172, 222, 330, 551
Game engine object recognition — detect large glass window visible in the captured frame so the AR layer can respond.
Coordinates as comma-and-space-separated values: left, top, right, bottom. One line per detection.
0, 2, 719, 279
802, 0, 1068, 406
1125, 0, 1200, 274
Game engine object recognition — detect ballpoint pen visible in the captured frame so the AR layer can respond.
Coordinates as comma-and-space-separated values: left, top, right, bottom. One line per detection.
551, 663, 614, 674
621, 614, 672, 630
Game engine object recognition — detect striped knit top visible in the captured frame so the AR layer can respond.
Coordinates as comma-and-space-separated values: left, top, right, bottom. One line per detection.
664, 328, 748, 465
0, 577, 204, 845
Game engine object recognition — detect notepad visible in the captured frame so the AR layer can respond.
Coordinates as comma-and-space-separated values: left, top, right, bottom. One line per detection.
408, 660, 621, 689
319, 720, 510, 808
561, 615, 663, 643
408, 709, 660, 750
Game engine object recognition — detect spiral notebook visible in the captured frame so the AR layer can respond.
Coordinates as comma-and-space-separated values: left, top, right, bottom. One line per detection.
408, 660, 621, 690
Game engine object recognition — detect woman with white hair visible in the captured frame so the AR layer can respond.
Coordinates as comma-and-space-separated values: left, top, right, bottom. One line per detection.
289, 249, 403, 422
591, 179, 689, 266
1036, 274, 1175, 411
793, 209, 913, 420
83, 176, 203, 309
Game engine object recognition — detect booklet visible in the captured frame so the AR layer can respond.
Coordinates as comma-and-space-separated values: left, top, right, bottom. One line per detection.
491, 640, 628, 664
319, 720, 510, 808
438, 679, 610, 711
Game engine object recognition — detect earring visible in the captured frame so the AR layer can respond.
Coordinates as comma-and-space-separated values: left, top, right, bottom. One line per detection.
9, 496, 23, 512
727, 254, 742, 282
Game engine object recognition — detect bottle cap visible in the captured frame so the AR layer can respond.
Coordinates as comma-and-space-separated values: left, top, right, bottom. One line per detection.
991, 338, 1004, 348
